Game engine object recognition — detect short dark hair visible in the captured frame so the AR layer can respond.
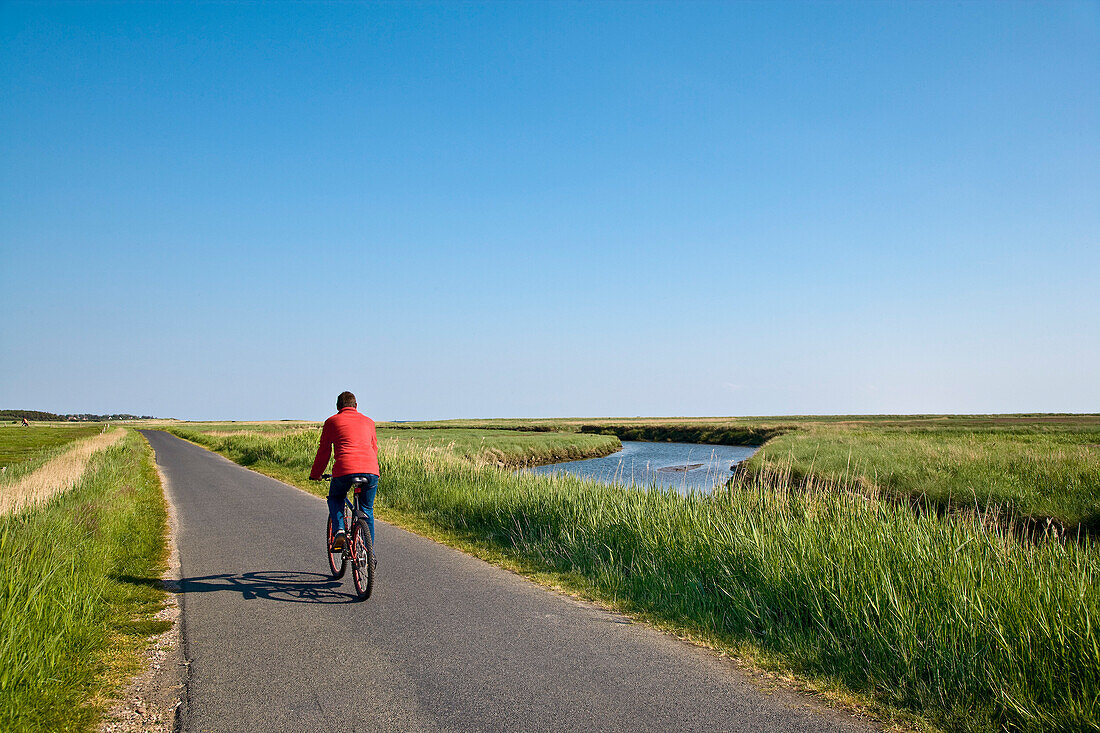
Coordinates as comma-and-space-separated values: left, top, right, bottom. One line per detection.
336, 391, 357, 410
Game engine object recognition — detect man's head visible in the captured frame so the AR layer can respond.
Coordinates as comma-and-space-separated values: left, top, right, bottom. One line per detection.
336, 391, 357, 410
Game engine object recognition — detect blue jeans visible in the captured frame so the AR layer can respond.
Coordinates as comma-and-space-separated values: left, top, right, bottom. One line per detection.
327, 473, 378, 544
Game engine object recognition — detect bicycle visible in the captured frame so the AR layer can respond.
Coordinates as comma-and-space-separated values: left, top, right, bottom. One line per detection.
318, 473, 375, 600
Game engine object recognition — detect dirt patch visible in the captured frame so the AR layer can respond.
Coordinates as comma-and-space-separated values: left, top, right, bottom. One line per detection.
100, 460, 186, 733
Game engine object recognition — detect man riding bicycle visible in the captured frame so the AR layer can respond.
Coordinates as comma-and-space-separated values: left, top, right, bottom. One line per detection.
310, 391, 380, 553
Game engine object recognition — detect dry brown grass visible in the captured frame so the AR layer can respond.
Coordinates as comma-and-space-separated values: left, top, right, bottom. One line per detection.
0, 428, 126, 517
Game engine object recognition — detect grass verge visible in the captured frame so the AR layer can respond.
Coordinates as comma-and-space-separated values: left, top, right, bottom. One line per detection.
0, 431, 170, 732
166, 426, 1099, 732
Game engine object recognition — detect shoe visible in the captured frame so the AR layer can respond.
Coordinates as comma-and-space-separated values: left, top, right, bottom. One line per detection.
331, 530, 346, 552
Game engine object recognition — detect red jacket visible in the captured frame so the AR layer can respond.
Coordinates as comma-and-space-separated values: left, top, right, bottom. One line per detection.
309, 407, 380, 480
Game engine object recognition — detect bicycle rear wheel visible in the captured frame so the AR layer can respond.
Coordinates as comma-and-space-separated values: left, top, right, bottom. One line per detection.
326, 516, 346, 578
350, 518, 374, 600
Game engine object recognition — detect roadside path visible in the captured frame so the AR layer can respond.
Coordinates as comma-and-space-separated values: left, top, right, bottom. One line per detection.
143, 431, 875, 733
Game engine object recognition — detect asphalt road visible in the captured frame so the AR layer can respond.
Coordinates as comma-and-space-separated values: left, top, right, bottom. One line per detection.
143, 431, 876, 733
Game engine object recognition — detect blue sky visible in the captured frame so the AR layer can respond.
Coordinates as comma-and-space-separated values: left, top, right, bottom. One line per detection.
2, 1, 1097, 420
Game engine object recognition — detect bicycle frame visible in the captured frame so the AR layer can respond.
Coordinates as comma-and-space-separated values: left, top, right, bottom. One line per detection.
339, 489, 368, 535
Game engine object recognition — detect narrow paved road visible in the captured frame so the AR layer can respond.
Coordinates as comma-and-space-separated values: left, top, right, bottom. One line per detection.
144, 431, 875, 733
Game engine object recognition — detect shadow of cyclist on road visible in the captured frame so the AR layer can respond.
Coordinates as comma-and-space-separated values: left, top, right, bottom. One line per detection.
116, 570, 359, 604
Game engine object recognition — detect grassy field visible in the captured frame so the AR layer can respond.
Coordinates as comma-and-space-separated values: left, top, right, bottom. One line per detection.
0, 423, 104, 469
166, 422, 1100, 732
0, 429, 125, 517
0, 430, 170, 732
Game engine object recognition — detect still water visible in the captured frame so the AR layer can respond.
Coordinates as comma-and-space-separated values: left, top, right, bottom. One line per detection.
526, 441, 758, 493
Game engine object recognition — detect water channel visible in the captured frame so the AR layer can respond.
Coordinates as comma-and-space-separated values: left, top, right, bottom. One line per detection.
526, 440, 758, 493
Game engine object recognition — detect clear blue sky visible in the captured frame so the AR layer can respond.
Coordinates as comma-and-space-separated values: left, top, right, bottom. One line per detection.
2, 1, 1097, 421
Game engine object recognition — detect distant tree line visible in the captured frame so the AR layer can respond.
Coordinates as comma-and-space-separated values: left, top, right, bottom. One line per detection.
0, 409, 158, 422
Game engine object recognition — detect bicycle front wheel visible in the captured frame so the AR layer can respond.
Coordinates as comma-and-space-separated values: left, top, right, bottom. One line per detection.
350, 518, 374, 600
326, 516, 346, 579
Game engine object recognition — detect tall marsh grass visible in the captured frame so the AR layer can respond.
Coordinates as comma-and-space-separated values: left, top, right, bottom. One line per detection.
170, 427, 1100, 731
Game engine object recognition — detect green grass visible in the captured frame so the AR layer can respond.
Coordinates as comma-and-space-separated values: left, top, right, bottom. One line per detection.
164, 424, 1100, 732
0, 431, 170, 732
0, 423, 103, 470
